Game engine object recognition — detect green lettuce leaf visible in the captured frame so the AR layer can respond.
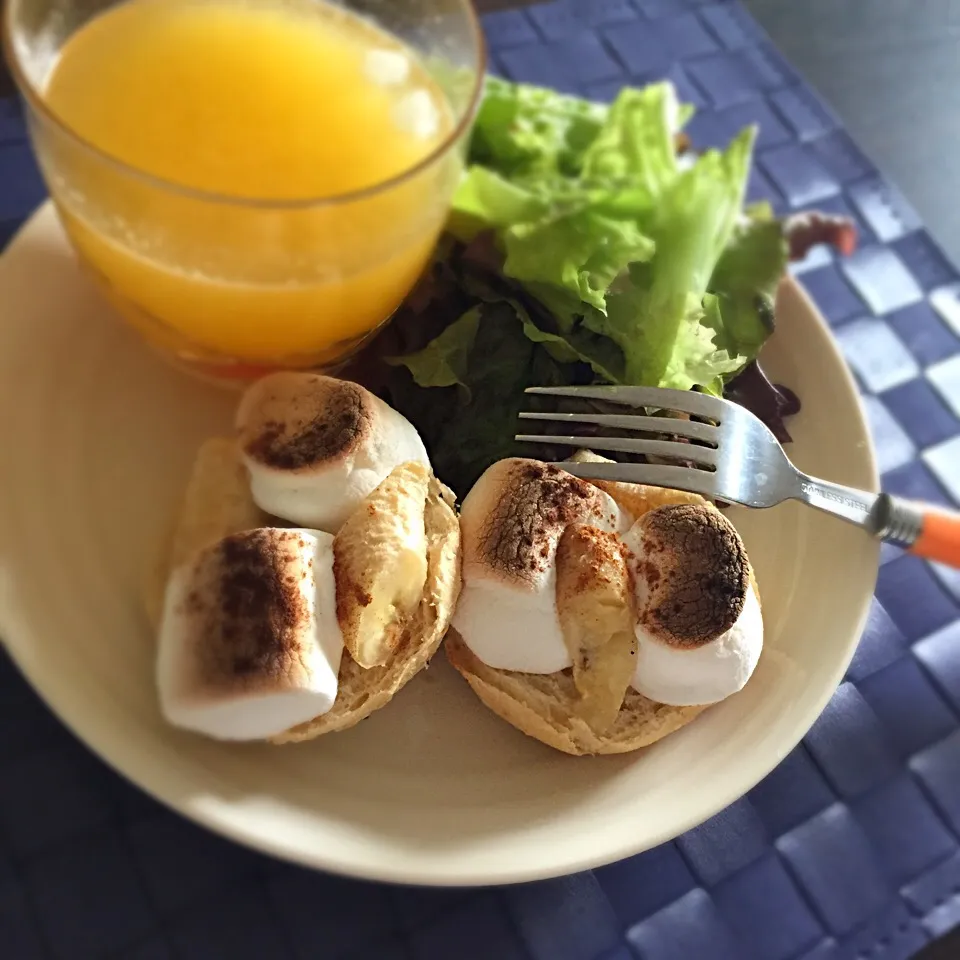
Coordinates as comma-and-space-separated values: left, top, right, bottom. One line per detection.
705, 209, 787, 362
580, 83, 688, 195
518, 297, 625, 381
455, 238, 629, 382
448, 168, 548, 242
665, 298, 746, 391
453, 83, 760, 393
385, 298, 570, 492
469, 76, 607, 178
503, 207, 655, 313
375, 77, 788, 494
385, 306, 481, 396
584, 126, 757, 388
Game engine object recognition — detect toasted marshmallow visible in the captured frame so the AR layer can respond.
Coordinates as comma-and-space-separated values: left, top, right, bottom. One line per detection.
236, 373, 430, 533
453, 459, 628, 673
624, 505, 762, 706
157, 528, 344, 741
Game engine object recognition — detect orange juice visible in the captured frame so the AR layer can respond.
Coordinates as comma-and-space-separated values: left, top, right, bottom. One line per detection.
38, 0, 457, 372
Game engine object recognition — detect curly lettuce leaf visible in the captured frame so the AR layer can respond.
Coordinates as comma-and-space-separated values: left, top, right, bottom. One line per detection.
580, 83, 690, 194
396, 264, 624, 384
674, 296, 748, 392
448, 168, 548, 242
452, 82, 759, 392
520, 301, 625, 382
584, 127, 757, 388
503, 207, 655, 313
469, 76, 607, 178
374, 77, 792, 493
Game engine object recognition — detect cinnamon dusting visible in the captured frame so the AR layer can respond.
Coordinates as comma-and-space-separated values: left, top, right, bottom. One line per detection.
476, 460, 615, 583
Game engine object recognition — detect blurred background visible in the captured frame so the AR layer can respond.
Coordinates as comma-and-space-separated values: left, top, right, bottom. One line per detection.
746, 0, 960, 265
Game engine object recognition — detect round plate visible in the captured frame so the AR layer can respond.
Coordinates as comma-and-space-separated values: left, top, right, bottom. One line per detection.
0, 203, 879, 886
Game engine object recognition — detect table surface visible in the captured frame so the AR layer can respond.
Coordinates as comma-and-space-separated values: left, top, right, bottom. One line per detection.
739, 18, 960, 952
744, 0, 960, 270
3, 2, 960, 958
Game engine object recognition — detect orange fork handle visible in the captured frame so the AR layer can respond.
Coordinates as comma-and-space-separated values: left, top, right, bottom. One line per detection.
910, 508, 960, 568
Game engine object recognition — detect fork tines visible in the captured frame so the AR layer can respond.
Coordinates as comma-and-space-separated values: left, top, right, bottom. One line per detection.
516, 385, 722, 470
524, 385, 726, 420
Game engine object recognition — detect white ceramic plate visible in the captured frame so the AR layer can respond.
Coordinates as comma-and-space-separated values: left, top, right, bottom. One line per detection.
0, 203, 879, 886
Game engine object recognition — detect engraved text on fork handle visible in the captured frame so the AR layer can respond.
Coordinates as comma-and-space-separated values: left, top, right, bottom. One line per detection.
796, 476, 882, 530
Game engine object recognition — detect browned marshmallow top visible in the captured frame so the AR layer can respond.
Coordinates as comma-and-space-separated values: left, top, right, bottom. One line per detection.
462, 459, 621, 587
635, 504, 749, 649
238, 373, 370, 472
177, 528, 314, 691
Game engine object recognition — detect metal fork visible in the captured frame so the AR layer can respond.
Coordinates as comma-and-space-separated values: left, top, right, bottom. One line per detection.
516, 385, 960, 569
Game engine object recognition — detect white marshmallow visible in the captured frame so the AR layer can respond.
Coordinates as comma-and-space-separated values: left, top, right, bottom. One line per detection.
453, 577, 572, 674
236, 373, 430, 534
630, 585, 763, 706
453, 458, 628, 673
157, 528, 344, 741
623, 507, 763, 706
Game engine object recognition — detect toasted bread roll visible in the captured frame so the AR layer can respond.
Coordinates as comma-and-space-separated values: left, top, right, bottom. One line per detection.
149, 438, 460, 743
445, 630, 707, 756
145, 437, 267, 627
274, 471, 460, 742
447, 454, 761, 756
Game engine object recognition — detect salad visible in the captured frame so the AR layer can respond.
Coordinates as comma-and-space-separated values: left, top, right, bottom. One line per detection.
355, 77, 855, 495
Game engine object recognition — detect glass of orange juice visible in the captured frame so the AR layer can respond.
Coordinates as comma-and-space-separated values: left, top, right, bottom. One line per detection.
3, 0, 485, 383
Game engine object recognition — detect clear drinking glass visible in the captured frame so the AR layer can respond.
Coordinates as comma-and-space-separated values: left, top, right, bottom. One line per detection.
3, 0, 485, 384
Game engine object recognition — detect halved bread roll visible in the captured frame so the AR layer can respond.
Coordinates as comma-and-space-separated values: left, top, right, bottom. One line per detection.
147, 438, 460, 743
446, 451, 760, 756
445, 633, 708, 756
275, 463, 460, 743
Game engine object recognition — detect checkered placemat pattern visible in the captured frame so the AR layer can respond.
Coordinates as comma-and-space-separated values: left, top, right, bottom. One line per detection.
2, 1, 960, 958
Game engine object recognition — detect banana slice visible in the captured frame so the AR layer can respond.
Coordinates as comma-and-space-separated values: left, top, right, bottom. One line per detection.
423, 473, 462, 611
333, 461, 430, 668
555, 524, 638, 734
567, 448, 708, 519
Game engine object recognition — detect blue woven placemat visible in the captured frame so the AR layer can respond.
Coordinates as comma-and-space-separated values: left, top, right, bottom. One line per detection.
3, 1, 960, 958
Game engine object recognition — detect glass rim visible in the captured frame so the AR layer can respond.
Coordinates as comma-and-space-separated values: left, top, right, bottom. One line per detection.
1, 0, 487, 210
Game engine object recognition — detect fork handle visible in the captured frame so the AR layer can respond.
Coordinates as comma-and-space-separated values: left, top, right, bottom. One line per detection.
797, 482, 960, 568
876, 494, 960, 568
907, 509, 960, 567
